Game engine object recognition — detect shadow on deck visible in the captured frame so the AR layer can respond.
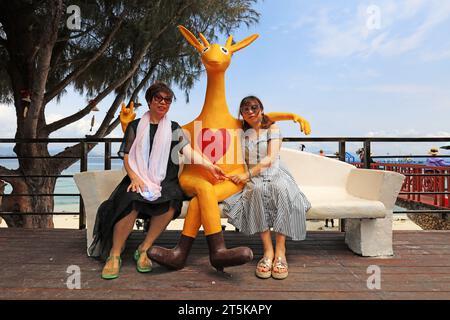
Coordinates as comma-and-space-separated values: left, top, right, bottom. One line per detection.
1, 229, 450, 300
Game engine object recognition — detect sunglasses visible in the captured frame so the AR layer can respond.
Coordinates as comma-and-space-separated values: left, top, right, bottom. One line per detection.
153, 93, 173, 105
240, 104, 260, 114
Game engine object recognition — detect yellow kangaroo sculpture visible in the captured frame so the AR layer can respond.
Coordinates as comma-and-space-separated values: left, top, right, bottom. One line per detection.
120, 26, 311, 272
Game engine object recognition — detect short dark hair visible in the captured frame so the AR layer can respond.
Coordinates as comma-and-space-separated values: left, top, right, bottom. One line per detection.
145, 81, 175, 103
238, 95, 274, 131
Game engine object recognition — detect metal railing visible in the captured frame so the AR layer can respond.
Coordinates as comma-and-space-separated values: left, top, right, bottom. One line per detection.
0, 137, 449, 230
0, 138, 122, 229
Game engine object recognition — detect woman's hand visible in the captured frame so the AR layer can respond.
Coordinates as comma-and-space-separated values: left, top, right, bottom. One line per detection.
205, 164, 227, 182
229, 172, 250, 185
127, 176, 146, 193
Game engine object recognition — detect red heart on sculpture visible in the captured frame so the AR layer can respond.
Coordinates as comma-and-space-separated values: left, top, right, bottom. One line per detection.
197, 128, 231, 164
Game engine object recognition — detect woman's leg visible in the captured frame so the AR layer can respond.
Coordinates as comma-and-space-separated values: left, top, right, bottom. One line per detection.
110, 209, 139, 256
137, 208, 175, 270
140, 207, 175, 251
260, 230, 274, 259
136, 207, 175, 268
273, 232, 288, 274
257, 230, 274, 275
274, 232, 286, 259
102, 209, 138, 277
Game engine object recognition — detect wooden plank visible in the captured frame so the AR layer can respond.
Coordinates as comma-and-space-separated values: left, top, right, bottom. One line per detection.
0, 287, 386, 300
1, 229, 450, 300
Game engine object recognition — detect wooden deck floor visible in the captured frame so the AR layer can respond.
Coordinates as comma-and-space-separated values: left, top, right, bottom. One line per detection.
1, 228, 450, 300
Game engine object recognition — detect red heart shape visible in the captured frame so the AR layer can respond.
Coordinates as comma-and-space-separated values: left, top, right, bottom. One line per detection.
197, 128, 231, 164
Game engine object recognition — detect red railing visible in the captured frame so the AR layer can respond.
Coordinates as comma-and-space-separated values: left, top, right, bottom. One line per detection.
353, 162, 450, 209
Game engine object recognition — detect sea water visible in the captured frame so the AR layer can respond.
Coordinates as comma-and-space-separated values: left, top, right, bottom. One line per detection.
0, 157, 123, 213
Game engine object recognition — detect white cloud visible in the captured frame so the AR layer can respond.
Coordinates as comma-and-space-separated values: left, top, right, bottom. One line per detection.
425, 131, 450, 137
47, 113, 95, 138
0, 103, 123, 139
364, 129, 450, 156
353, 84, 450, 111
355, 84, 443, 94
46, 113, 124, 138
366, 129, 423, 137
421, 47, 450, 62
299, 0, 450, 59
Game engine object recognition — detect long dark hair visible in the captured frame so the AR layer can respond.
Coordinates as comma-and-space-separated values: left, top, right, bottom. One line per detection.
238, 95, 274, 131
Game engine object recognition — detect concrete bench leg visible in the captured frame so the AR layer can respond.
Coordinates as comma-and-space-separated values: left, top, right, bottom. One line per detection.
344, 213, 393, 257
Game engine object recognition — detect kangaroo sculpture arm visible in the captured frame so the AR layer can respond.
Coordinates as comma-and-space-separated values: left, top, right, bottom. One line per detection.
266, 112, 311, 135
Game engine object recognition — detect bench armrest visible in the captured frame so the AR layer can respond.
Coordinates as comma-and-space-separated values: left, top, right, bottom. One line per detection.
346, 168, 405, 210
73, 169, 127, 250
73, 169, 126, 203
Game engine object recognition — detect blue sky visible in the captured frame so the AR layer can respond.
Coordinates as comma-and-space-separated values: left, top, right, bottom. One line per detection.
1, 0, 450, 157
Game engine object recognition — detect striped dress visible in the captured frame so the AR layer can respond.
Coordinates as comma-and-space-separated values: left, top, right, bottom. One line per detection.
222, 128, 311, 240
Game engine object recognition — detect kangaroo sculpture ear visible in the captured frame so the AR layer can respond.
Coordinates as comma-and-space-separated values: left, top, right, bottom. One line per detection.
229, 34, 259, 53
198, 33, 210, 47
178, 25, 205, 52
225, 35, 233, 49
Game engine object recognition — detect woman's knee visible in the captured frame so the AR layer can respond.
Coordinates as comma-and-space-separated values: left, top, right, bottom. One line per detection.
158, 207, 176, 220
116, 209, 138, 225
129, 208, 139, 217
166, 207, 176, 219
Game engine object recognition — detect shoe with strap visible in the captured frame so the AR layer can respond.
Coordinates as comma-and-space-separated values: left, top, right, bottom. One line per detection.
134, 248, 152, 273
101, 256, 122, 280
255, 256, 273, 279
271, 256, 288, 280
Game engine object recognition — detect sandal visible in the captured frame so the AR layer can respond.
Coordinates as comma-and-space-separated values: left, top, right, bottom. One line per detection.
255, 257, 273, 279
134, 249, 152, 273
272, 256, 288, 280
101, 256, 122, 280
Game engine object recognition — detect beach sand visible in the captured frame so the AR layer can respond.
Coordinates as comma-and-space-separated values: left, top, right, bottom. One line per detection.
0, 214, 422, 230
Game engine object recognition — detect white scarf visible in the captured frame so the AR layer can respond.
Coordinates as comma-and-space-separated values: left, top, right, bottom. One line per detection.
127, 111, 172, 201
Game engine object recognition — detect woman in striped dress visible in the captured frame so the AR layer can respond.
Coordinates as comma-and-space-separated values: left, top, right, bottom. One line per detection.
223, 96, 311, 280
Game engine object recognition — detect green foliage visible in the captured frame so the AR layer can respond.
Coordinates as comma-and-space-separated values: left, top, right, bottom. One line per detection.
0, 0, 259, 104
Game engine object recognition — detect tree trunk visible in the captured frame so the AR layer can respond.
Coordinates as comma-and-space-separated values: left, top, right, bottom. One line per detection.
1, 155, 57, 228
0, 1, 62, 228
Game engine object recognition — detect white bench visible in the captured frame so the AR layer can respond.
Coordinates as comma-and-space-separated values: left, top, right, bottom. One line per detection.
74, 148, 405, 257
